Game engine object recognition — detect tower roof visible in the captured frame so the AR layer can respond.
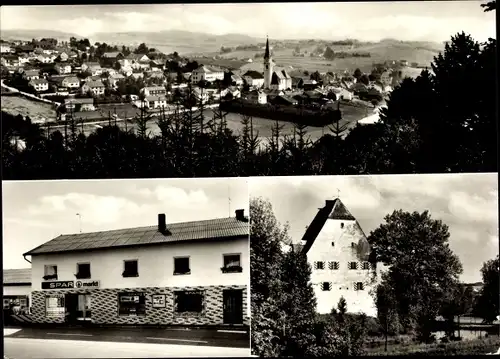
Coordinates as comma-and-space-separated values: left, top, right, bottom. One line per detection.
264, 37, 270, 59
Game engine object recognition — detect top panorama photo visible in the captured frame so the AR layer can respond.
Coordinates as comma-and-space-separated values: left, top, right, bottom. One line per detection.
0, 1, 497, 180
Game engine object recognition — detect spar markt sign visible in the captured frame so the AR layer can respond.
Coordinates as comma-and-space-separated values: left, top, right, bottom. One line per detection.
41, 280, 100, 290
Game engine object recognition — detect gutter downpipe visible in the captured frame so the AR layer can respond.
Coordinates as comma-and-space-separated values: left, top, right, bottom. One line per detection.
23, 255, 32, 264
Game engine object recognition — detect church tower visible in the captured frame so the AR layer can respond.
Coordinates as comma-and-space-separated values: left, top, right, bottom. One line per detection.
263, 36, 273, 89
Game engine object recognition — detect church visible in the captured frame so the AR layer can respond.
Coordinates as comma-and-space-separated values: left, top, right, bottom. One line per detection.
263, 38, 292, 91
299, 198, 380, 317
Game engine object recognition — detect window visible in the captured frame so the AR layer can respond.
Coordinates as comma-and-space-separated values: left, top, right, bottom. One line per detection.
321, 282, 332, 291
355, 282, 365, 291
174, 290, 204, 314
341, 222, 344, 229
351, 242, 356, 248
314, 261, 325, 270
328, 261, 340, 270
76, 263, 91, 279
174, 257, 190, 275
43, 265, 58, 280
331, 241, 335, 247
348, 261, 358, 270
362, 262, 371, 270
123, 260, 138, 277
118, 292, 146, 316
45, 295, 65, 318
222, 254, 242, 273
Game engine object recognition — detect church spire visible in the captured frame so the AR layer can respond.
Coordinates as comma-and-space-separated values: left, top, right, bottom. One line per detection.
264, 36, 270, 60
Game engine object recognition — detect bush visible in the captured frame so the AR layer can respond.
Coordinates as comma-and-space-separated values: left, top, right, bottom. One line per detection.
365, 337, 500, 356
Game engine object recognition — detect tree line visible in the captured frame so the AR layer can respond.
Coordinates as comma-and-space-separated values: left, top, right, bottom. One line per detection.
250, 197, 499, 357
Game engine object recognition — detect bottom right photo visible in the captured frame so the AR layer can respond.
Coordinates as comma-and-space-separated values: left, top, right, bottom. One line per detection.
249, 173, 499, 357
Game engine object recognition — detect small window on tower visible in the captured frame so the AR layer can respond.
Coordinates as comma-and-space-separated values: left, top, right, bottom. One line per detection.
341, 222, 344, 229
355, 282, 364, 291
331, 241, 335, 247
321, 282, 332, 291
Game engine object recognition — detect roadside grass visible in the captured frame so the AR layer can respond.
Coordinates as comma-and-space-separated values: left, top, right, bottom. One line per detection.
364, 336, 500, 356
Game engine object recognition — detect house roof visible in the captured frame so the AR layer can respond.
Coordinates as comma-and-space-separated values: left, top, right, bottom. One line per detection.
146, 95, 167, 102
65, 98, 94, 105
84, 62, 101, 69
243, 70, 264, 79
300, 199, 359, 254
30, 79, 48, 85
127, 53, 150, 62
102, 52, 122, 58
143, 86, 165, 92
24, 69, 40, 76
62, 76, 80, 83
85, 80, 105, 88
3, 268, 31, 285
24, 216, 249, 256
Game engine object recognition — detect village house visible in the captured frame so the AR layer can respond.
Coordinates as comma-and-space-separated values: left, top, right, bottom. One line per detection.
62, 76, 81, 89
1, 43, 13, 54
149, 60, 165, 72
119, 65, 133, 77
108, 73, 125, 88
18, 54, 31, 65
231, 73, 244, 86
57, 51, 69, 62
102, 52, 124, 61
191, 65, 225, 83
221, 86, 241, 100
55, 63, 72, 75
193, 87, 210, 104
65, 97, 95, 112
299, 198, 380, 317
37, 53, 55, 64
23, 210, 250, 327
1, 55, 20, 67
246, 89, 267, 104
146, 95, 168, 109
140, 86, 167, 97
81, 80, 106, 96
131, 72, 145, 80
126, 54, 151, 70
242, 71, 265, 88
22, 69, 40, 81
29, 78, 49, 92
81, 62, 103, 76
3, 269, 31, 314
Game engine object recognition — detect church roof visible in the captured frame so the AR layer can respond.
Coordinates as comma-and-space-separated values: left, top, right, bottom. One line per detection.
300, 198, 359, 254
264, 37, 270, 59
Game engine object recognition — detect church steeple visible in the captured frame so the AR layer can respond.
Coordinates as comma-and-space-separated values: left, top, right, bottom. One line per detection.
264, 36, 270, 60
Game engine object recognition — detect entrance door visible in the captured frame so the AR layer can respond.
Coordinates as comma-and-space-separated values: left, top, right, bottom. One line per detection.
65, 294, 79, 324
77, 294, 92, 323
223, 289, 243, 325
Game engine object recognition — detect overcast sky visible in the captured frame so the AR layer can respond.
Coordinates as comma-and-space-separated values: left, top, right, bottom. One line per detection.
0, 2, 495, 42
2, 178, 248, 270
250, 173, 498, 284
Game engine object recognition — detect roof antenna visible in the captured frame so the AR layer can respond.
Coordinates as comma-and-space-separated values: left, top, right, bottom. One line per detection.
76, 213, 82, 233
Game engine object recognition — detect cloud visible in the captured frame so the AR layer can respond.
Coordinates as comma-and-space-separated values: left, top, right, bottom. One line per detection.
58, 17, 104, 37
448, 190, 498, 224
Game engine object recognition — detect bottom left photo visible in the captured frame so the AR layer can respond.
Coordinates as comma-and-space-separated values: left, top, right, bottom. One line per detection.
2, 178, 251, 358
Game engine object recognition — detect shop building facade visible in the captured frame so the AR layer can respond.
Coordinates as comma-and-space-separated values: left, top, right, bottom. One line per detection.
24, 210, 250, 327
3, 268, 32, 312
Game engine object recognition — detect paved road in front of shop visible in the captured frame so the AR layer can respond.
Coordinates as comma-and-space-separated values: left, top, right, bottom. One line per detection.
4, 326, 250, 348
4, 337, 251, 358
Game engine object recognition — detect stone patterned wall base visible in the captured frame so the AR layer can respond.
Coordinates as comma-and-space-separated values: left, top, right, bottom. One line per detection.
31, 285, 249, 326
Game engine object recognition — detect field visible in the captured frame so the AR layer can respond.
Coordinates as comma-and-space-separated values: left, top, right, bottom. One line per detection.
1, 95, 57, 123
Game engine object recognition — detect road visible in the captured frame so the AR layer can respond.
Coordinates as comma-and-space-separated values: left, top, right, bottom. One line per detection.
4, 327, 250, 358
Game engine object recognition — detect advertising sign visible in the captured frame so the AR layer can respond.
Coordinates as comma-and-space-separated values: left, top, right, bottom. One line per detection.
41, 281, 74, 290
75, 280, 100, 289
152, 294, 165, 308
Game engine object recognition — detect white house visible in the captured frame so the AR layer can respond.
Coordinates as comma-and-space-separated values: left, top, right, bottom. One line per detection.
37, 54, 55, 63
140, 86, 167, 97
81, 80, 105, 96
55, 63, 72, 75
221, 87, 241, 99
108, 73, 125, 88
62, 76, 81, 89
22, 69, 40, 81
146, 95, 168, 109
0, 44, 12, 53
300, 198, 380, 317
29, 79, 49, 92
247, 90, 267, 104
81, 62, 103, 76
23, 210, 250, 327
3, 269, 31, 313
191, 65, 225, 83
242, 71, 264, 88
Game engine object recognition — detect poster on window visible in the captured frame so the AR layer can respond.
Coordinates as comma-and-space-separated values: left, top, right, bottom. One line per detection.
118, 292, 146, 316
46, 294, 65, 318
152, 294, 165, 308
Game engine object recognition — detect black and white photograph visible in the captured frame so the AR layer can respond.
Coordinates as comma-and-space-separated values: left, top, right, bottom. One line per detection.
2, 178, 251, 358
249, 173, 499, 356
1, 1, 497, 179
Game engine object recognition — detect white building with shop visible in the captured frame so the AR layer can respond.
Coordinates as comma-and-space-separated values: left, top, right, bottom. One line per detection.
24, 210, 250, 327
3, 268, 32, 312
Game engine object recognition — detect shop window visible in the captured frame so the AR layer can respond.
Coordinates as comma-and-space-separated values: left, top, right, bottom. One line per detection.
76, 263, 91, 279
174, 257, 190, 275
174, 290, 204, 314
45, 295, 65, 318
222, 254, 242, 273
123, 260, 138, 277
43, 265, 58, 280
118, 292, 146, 316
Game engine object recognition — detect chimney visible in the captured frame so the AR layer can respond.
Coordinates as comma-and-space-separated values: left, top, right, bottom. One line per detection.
158, 213, 166, 234
235, 209, 245, 221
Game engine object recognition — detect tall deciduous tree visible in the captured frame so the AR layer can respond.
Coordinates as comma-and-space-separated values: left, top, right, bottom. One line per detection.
368, 210, 463, 342
474, 255, 500, 323
376, 282, 400, 351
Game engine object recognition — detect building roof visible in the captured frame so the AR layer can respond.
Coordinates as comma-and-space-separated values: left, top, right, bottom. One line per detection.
3, 268, 31, 285
110, 73, 125, 79
85, 80, 105, 88
65, 98, 94, 105
143, 86, 165, 92
127, 53, 150, 62
83, 62, 101, 69
146, 95, 167, 102
243, 70, 264, 79
62, 76, 80, 83
102, 52, 123, 58
30, 79, 48, 85
24, 216, 249, 256
24, 69, 39, 76
300, 199, 361, 254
